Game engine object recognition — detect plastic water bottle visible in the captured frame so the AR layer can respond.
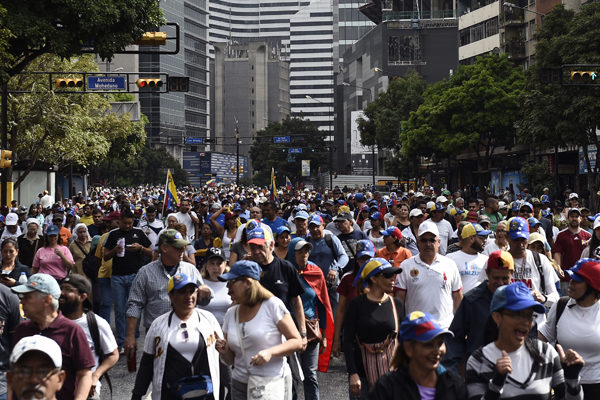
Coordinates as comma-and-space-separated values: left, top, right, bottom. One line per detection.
18, 272, 27, 285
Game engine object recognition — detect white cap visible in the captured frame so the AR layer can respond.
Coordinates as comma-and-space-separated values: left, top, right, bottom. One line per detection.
569, 193, 579, 199
5, 213, 18, 226
418, 220, 439, 237
409, 208, 424, 218
415, 192, 424, 197
297, 204, 308, 211
498, 201, 507, 210
426, 201, 435, 210
594, 216, 600, 230
436, 195, 448, 203
10, 335, 62, 368
26, 217, 40, 227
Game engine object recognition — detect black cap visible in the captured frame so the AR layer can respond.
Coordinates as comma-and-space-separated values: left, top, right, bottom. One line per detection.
206, 247, 226, 262
62, 274, 93, 311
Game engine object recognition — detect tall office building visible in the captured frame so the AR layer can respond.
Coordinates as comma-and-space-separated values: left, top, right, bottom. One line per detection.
139, 0, 210, 162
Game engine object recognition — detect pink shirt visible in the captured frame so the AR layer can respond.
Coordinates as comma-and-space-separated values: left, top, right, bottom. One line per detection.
32, 245, 74, 280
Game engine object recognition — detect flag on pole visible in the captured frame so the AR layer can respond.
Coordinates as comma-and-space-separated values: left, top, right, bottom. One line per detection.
270, 168, 278, 202
206, 178, 216, 186
285, 176, 292, 190
163, 169, 179, 215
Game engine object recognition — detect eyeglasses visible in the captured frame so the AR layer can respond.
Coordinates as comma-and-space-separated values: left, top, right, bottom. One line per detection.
419, 238, 436, 243
180, 322, 189, 342
11, 366, 60, 380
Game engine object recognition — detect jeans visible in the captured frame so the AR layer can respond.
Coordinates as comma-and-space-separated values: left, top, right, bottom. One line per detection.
328, 286, 339, 319
111, 273, 136, 347
300, 341, 320, 400
98, 277, 112, 324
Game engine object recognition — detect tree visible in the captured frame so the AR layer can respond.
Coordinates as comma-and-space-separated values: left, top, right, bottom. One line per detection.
0, 6, 14, 84
1, 0, 164, 79
7, 54, 147, 188
357, 70, 427, 149
402, 54, 524, 183
249, 117, 327, 186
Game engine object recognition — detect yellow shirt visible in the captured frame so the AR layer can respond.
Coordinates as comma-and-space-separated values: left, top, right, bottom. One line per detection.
79, 215, 94, 226
95, 232, 112, 278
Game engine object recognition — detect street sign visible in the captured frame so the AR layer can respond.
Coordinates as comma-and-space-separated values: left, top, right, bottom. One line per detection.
288, 147, 302, 154
274, 136, 291, 143
87, 76, 126, 90
185, 137, 204, 144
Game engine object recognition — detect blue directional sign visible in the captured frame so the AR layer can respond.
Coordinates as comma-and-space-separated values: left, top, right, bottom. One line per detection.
87, 76, 126, 90
288, 147, 302, 154
274, 136, 291, 143
185, 137, 204, 144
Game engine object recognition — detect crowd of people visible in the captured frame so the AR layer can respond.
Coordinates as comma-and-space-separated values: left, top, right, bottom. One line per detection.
0, 183, 599, 400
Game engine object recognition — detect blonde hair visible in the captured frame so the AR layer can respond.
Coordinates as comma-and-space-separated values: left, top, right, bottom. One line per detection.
175, 223, 187, 236
242, 278, 273, 306
201, 257, 230, 279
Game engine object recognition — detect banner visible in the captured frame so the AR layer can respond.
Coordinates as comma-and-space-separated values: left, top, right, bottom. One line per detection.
301, 160, 310, 177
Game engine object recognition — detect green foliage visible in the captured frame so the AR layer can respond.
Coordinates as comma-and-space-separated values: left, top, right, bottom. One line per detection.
110, 93, 136, 102
357, 70, 427, 148
7, 54, 147, 188
92, 145, 190, 186
0, 6, 14, 84
402, 54, 524, 166
249, 117, 327, 186
518, 161, 554, 196
2, 0, 164, 77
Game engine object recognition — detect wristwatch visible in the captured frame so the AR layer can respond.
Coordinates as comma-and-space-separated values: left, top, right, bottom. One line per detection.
300, 331, 307, 338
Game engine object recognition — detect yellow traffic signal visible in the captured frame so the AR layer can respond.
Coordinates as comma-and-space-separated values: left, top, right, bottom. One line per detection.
136, 32, 167, 46
239, 166, 244, 174
0, 150, 12, 168
136, 78, 163, 88
55, 78, 83, 88
570, 71, 598, 82
230, 166, 235, 173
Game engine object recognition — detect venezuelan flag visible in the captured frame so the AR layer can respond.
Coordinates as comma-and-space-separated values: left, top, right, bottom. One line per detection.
163, 169, 179, 214
286, 176, 292, 190
270, 168, 278, 202
206, 178, 216, 186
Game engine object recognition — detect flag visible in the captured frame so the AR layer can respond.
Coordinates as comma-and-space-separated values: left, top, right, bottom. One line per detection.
269, 167, 278, 202
163, 169, 179, 215
206, 178, 216, 186
285, 176, 292, 190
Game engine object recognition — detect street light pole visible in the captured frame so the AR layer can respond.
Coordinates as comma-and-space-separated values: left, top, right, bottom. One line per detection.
503, 2, 546, 16
235, 126, 240, 186
305, 95, 333, 190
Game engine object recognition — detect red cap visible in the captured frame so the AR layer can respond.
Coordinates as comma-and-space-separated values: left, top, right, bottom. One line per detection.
466, 211, 479, 223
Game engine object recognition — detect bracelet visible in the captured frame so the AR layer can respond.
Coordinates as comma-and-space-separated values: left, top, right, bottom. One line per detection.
542, 294, 548, 303
300, 331, 307, 338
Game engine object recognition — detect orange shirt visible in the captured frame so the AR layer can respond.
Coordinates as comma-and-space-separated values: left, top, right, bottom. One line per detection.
375, 246, 412, 268
59, 226, 72, 244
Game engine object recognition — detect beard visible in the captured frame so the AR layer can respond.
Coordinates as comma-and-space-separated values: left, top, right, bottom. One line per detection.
58, 299, 79, 316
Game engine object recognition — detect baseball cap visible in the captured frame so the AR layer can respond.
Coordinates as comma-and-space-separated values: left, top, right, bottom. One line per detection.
294, 211, 309, 220
429, 202, 445, 212
225, 212, 237, 220
415, 192, 424, 198
487, 250, 514, 271
418, 220, 439, 237
12, 273, 61, 299
205, 247, 226, 262
511, 201, 521, 213
568, 208, 581, 216
294, 239, 313, 251
245, 219, 262, 231
399, 311, 454, 342
508, 217, 529, 240
355, 239, 375, 259
569, 192, 579, 199
297, 204, 308, 211
409, 208, 424, 218
527, 232, 546, 247
370, 212, 381, 221
247, 227, 267, 245
490, 281, 546, 313
593, 216, 600, 230
275, 226, 291, 237
219, 260, 262, 281
461, 223, 491, 239
478, 215, 491, 225
498, 201, 508, 210
380, 226, 403, 240
308, 215, 323, 226
354, 193, 366, 202
436, 196, 448, 203
449, 207, 465, 217
466, 211, 479, 223
519, 202, 533, 212
527, 217, 541, 227
540, 195, 550, 204
61, 274, 93, 310
103, 211, 121, 221
10, 335, 62, 368
5, 213, 18, 226
566, 258, 600, 291
353, 257, 401, 287
167, 272, 199, 293
333, 212, 353, 222
158, 229, 190, 248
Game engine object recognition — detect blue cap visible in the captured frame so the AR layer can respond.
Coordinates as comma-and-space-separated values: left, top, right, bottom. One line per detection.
541, 195, 550, 204
355, 193, 365, 202
247, 228, 266, 245
370, 212, 380, 221
355, 239, 375, 259
353, 258, 400, 287
589, 213, 600, 222
12, 273, 61, 299
508, 217, 529, 240
399, 311, 453, 342
275, 225, 291, 237
167, 272, 199, 293
219, 260, 262, 281
527, 217, 541, 227
520, 202, 533, 211
511, 201, 521, 212
233, 203, 242, 211
380, 226, 403, 240
294, 211, 309, 220
245, 219, 261, 231
308, 215, 323, 226
46, 225, 60, 236
542, 210, 551, 218
429, 202, 445, 212
490, 282, 546, 314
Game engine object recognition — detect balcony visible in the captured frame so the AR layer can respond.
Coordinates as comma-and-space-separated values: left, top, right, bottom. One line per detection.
382, 9, 456, 21
504, 39, 526, 59
501, 8, 525, 26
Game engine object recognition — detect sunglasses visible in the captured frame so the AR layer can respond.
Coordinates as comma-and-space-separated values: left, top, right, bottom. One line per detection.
419, 238, 436, 243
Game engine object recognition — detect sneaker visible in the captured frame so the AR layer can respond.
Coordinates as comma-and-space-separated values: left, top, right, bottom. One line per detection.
118, 347, 124, 355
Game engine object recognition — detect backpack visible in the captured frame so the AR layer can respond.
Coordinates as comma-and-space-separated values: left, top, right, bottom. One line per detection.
86, 312, 113, 398
553, 296, 570, 343
82, 245, 101, 282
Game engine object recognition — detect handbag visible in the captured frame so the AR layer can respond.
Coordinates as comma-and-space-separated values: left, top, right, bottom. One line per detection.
235, 306, 285, 400
305, 318, 322, 344
166, 374, 213, 400
356, 296, 399, 389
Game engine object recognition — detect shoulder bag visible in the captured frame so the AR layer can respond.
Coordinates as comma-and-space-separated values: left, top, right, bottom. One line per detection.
235, 306, 285, 400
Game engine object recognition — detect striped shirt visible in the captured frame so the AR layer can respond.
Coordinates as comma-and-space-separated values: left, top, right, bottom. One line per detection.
126, 259, 209, 329
465, 339, 582, 400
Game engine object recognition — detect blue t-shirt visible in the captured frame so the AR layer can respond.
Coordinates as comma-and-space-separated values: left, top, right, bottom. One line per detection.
261, 216, 289, 233
299, 275, 317, 319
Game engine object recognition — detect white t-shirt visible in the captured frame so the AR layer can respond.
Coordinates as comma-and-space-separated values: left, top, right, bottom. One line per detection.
175, 211, 198, 241
401, 226, 419, 256
396, 254, 462, 329
138, 219, 164, 247
483, 240, 505, 256
200, 280, 232, 326
367, 230, 385, 250
539, 298, 600, 384
169, 312, 202, 363
222, 297, 288, 382
74, 314, 118, 394
431, 219, 453, 255
446, 250, 488, 294
483, 342, 533, 383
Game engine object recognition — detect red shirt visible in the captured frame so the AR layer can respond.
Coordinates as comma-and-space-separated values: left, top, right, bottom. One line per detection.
553, 228, 592, 281
337, 271, 359, 301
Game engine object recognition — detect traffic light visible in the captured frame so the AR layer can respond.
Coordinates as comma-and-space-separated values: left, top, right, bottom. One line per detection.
136, 32, 167, 46
0, 150, 12, 168
570, 71, 598, 82
239, 166, 244, 173
230, 166, 235, 173
136, 78, 163, 88
55, 78, 83, 88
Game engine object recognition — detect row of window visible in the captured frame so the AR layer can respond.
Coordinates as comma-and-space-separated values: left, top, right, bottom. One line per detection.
459, 17, 498, 46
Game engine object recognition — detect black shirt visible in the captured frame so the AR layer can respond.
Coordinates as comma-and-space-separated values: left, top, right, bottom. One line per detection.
0, 284, 21, 371
337, 230, 368, 272
17, 234, 40, 268
104, 228, 152, 275
259, 257, 304, 311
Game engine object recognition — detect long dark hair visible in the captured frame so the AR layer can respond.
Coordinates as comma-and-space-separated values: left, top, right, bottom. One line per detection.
588, 229, 600, 260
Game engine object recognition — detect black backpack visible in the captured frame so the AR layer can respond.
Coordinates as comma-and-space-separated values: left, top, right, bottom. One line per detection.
86, 312, 113, 398
82, 244, 101, 282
